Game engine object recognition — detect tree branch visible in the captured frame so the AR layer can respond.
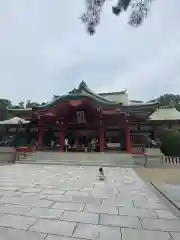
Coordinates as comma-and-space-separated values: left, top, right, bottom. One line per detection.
81, 0, 154, 35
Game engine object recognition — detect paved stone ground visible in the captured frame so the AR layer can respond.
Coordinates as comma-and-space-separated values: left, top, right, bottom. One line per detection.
0, 164, 179, 239
135, 168, 180, 185
153, 184, 180, 210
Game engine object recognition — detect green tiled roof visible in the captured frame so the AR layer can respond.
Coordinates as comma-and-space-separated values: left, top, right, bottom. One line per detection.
74, 81, 115, 103
8, 108, 32, 112
35, 81, 121, 110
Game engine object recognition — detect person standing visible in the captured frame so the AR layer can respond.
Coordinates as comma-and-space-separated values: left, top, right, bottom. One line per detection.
64, 137, 68, 152
98, 167, 105, 181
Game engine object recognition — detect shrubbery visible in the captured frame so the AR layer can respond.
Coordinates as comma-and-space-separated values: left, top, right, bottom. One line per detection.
160, 129, 180, 157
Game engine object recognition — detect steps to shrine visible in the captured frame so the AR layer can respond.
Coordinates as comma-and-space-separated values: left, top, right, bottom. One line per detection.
16, 151, 138, 167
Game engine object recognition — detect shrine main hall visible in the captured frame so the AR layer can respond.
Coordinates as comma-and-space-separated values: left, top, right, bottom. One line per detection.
7, 81, 180, 154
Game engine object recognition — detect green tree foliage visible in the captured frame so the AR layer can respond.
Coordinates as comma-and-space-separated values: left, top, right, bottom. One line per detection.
41, 102, 47, 106
160, 129, 180, 157
18, 101, 25, 108
0, 98, 47, 120
25, 100, 39, 108
150, 94, 180, 106
9, 105, 23, 109
0, 99, 11, 108
83, 0, 152, 35
150, 94, 180, 112
0, 98, 12, 120
0, 101, 8, 121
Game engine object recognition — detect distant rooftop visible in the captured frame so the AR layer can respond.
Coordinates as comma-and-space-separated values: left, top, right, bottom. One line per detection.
129, 100, 143, 103
148, 106, 180, 121
98, 90, 127, 96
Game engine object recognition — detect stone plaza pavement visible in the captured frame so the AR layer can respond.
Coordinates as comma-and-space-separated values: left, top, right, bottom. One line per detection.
153, 184, 180, 211
0, 165, 179, 240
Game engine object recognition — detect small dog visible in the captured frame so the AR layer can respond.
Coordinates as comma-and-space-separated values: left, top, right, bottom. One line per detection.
98, 167, 105, 180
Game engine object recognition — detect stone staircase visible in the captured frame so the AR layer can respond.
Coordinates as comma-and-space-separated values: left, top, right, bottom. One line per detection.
16, 151, 138, 167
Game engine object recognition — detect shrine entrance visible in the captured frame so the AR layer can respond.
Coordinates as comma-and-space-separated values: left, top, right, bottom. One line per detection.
40, 128, 99, 152
62, 108, 102, 152
36, 105, 131, 153
65, 129, 99, 152
36, 99, 106, 152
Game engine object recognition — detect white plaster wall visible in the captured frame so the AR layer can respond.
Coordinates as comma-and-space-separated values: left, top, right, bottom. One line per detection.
100, 92, 128, 104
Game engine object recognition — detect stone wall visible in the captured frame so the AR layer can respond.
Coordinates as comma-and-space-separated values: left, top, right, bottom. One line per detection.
0, 147, 16, 163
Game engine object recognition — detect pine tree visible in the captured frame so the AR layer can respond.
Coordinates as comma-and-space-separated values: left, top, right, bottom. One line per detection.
81, 0, 153, 35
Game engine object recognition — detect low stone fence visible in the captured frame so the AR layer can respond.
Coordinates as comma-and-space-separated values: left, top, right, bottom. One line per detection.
144, 148, 180, 168
161, 156, 180, 165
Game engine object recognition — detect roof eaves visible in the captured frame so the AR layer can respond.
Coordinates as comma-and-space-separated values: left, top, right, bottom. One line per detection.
35, 93, 121, 110
8, 108, 32, 111
124, 102, 159, 107
81, 84, 116, 104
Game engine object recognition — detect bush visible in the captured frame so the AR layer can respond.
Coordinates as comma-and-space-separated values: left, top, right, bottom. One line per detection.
160, 129, 180, 157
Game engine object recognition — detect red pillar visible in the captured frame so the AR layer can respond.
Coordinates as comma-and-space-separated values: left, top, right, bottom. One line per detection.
125, 121, 132, 154
100, 120, 104, 152
38, 126, 44, 149
60, 121, 65, 152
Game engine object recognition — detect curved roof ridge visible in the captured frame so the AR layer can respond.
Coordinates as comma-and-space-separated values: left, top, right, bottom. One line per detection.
35, 92, 121, 110
54, 81, 115, 104
79, 82, 115, 104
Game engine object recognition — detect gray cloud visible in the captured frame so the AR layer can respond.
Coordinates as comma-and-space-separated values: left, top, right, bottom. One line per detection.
0, 0, 180, 103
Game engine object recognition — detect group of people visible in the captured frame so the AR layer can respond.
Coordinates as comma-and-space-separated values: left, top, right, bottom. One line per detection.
63, 136, 98, 152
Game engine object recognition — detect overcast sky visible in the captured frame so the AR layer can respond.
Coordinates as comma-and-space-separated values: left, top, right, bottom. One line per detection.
0, 0, 180, 104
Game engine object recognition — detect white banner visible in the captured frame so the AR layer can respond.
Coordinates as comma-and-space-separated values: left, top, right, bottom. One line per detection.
76, 111, 86, 123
